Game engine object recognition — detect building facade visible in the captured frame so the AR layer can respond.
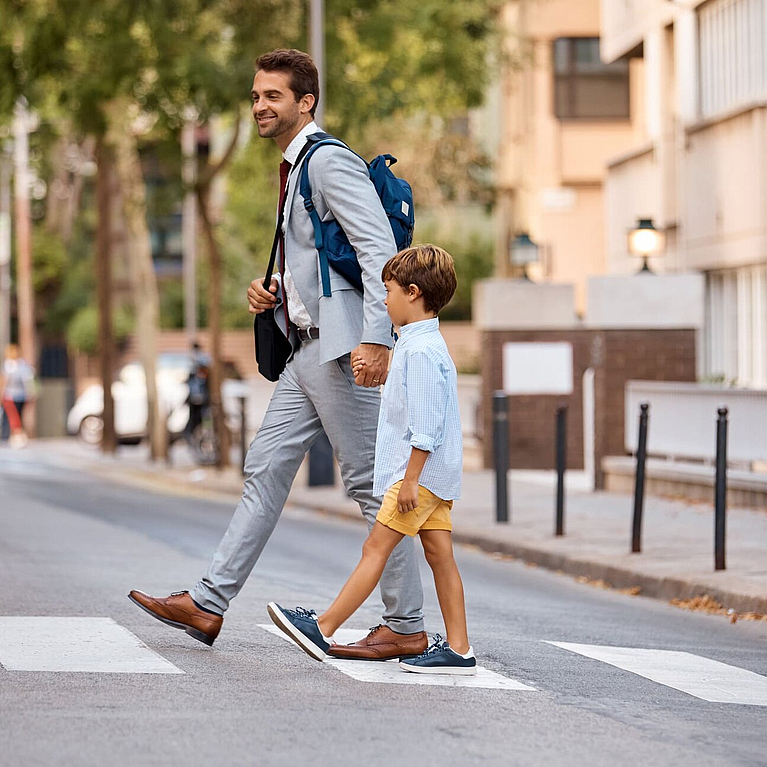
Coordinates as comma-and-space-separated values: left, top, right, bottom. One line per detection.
496, 0, 641, 311
601, 0, 767, 388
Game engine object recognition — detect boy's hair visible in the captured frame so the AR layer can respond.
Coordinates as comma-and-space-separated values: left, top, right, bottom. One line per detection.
381, 244, 458, 315
256, 49, 319, 117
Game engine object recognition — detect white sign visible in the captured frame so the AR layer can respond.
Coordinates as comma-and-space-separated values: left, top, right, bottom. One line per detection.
502, 342, 573, 395
541, 187, 577, 211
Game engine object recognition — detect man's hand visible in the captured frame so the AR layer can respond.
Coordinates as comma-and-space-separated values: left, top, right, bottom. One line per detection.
351, 343, 389, 388
397, 479, 420, 514
247, 277, 279, 314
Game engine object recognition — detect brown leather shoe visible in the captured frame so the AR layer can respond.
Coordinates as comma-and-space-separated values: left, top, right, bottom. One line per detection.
128, 590, 222, 646
328, 625, 427, 660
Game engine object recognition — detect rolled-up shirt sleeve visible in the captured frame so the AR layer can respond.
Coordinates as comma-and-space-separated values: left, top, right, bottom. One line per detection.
405, 351, 448, 453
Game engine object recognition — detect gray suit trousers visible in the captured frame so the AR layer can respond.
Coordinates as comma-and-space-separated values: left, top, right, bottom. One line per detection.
191, 339, 425, 634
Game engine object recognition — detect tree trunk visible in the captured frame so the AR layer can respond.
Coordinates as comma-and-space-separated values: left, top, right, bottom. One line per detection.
196, 183, 230, 469
107, 101, 166, 461
95, 137, 116, 454
192, 115, 242, 470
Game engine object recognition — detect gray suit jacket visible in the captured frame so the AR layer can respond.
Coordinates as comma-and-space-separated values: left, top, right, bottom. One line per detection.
273, 137, 396, 365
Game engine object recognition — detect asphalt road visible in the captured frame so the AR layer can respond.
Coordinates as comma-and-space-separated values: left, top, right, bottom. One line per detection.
1, 447, 766, 767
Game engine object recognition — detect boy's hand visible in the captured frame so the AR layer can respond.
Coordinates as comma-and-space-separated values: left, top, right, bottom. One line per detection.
351, 353, 366, 385
397, 479, 419, 514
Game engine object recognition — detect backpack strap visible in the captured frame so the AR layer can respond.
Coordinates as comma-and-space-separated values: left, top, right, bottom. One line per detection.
298, 134, 366, 297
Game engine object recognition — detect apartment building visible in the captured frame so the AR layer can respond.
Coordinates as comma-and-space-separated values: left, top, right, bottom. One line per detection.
601, 0, 767, 387
496, 0, 641, 311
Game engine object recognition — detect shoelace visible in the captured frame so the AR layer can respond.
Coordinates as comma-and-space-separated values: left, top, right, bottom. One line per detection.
367, 625, 385, 635
288, 606, 317, 620
420, 634, 448, 656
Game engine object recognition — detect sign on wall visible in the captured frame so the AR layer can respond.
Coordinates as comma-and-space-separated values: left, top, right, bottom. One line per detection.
502, 342, 574, 395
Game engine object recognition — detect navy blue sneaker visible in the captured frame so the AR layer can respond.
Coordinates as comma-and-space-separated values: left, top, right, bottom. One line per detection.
267, 602, 330, 661
399, 635, 477, 675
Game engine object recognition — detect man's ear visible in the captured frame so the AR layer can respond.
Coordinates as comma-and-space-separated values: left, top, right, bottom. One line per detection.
299, 93, 316, 115
407, 283, 422, 302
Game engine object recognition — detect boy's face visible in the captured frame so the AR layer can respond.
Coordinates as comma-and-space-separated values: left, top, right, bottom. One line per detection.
384, 279, 412, 326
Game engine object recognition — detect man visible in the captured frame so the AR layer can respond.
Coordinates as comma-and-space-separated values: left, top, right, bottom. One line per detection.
129, 49, 427, 660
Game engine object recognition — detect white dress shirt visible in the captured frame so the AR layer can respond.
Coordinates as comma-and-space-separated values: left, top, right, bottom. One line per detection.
278, 120, 322, 330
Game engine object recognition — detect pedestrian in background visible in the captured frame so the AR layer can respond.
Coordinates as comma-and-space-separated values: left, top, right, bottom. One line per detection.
1, 344, 36, 449
268, 245, 476, 675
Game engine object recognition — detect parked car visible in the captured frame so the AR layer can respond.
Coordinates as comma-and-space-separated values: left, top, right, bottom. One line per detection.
67, 353, 247, 445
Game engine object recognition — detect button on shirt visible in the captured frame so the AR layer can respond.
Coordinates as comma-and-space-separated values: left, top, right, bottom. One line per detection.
373, 318, 462, 501
278, 120, 322, 330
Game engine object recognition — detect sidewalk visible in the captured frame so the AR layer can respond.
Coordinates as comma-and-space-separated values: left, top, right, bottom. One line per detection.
16, 438, 767, 615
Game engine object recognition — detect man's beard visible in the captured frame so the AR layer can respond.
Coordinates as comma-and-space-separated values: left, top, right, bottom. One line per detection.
257, 110, 300, 139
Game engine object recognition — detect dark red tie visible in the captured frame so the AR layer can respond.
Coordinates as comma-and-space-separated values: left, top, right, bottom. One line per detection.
277, 160, 291, 327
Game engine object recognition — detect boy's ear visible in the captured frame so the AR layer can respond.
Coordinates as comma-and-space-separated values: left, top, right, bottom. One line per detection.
407, 283, 422, 302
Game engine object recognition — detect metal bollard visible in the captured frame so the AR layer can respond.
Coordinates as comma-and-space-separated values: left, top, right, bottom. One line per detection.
631, 403, 650, 553
555, 405, 567, 536
493, 391, 510, 523
714, 407, 728, 571
239, 396, 247, 477
308, 430, 335, 487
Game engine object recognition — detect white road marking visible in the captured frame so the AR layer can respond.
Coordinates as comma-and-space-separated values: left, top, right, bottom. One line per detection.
546, 641, 767, 706
260, 625, 535, 690
0, 617, 184, 674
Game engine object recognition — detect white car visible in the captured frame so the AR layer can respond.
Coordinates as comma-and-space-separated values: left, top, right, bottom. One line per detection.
67, 353, 247, 445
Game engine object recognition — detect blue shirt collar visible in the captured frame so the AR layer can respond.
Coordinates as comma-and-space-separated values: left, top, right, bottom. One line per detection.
398, 317, 439, 339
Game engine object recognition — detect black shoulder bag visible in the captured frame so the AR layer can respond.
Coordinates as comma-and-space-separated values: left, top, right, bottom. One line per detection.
253, 142, 313, 381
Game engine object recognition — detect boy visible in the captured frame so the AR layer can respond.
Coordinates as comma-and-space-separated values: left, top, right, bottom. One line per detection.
267, 244, 475, 675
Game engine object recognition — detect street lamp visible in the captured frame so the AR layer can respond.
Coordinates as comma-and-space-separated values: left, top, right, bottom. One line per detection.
628, 218, 664, 273
509, 232, 539, 281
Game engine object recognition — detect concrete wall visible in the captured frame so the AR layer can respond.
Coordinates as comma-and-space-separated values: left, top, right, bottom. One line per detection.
587, 273, 705, 329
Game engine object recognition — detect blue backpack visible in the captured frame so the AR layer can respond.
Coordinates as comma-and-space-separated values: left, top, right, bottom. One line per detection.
298, 132, 415, 297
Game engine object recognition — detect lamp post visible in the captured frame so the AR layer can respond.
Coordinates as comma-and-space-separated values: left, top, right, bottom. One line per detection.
628, 218, 664, 273
509, 232, 539, 281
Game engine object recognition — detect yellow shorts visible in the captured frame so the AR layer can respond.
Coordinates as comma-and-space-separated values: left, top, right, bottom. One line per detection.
376, 481, 453, 537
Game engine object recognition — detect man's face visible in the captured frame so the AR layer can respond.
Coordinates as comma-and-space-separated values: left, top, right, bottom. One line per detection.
251, 69, 303, 140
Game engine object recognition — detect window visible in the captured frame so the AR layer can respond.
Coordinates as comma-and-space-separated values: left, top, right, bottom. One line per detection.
705, 265, 767, 387
553, 37, 630, 120
698, 0, 767, 118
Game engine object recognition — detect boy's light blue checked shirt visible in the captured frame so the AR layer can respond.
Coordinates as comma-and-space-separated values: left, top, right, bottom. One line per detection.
373, 317, 462, 501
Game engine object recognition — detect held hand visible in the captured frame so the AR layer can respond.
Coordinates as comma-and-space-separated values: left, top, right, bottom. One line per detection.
397, 480, 420, 514
351, 354, 367, 385
247, 277, 279, 314
351, 343, 389, 388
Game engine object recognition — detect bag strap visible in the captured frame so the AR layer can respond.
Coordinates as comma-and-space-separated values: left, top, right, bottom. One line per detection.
263, 138, 316, 285
298, 134, 365, 297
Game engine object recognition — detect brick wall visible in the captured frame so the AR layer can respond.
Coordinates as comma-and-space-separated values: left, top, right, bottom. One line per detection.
481, 328, 697, 486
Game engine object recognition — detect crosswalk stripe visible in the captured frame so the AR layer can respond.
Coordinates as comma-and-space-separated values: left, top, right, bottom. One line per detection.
0, 617, 184, 674
260, 625, 536, 690
546, 641, 767, 706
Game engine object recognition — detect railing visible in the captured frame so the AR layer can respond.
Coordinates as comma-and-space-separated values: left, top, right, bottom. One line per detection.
624, 381, 767, 463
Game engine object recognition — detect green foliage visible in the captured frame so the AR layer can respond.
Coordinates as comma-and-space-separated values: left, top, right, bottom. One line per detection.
66, 304, 134, 356
31, 228, 68, 294
324, 0, 499, 141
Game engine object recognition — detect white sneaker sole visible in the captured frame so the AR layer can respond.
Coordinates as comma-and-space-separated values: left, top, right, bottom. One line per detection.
399, 661, 477, 676
267, 602, 327, 662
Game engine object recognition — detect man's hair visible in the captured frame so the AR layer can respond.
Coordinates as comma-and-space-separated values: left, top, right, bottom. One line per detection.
381, 244, 458, 315
256, 49, 319, 116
